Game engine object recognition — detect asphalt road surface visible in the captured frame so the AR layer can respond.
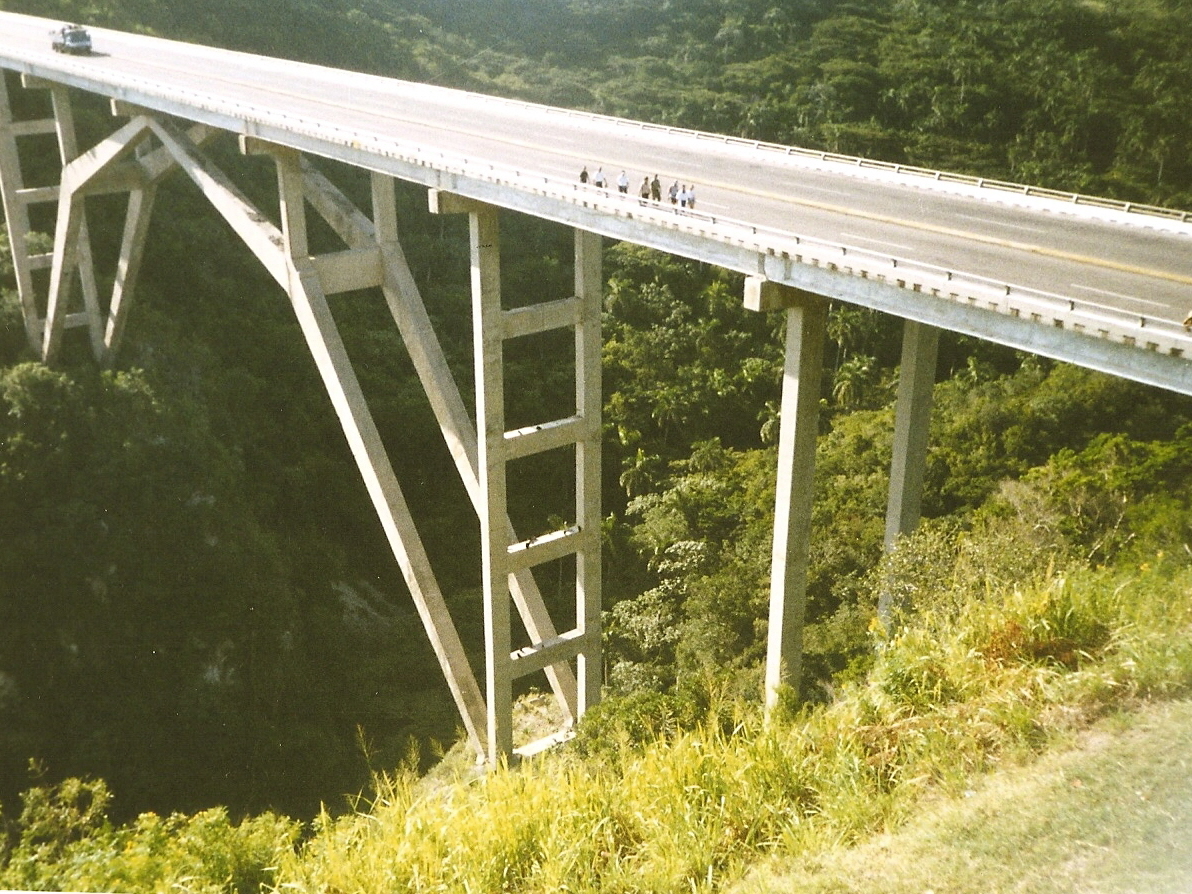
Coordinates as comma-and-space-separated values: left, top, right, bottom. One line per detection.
4, 11, 1191, 329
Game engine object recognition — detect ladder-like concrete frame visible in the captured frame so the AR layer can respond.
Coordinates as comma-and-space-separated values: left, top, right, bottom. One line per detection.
0, 77, 601, 760
0, 74, 944, 745
0, 73, 102, 357
430, 192, 602, 761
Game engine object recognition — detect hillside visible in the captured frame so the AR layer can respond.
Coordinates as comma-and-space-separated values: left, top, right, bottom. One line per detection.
737, 697, 1192, 894
2, 0, 1192, 861
3, 552, 1191, 891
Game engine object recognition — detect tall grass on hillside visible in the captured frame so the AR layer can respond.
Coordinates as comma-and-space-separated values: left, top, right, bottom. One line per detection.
4, 551, 1190, 893
280, 557, 1192, 894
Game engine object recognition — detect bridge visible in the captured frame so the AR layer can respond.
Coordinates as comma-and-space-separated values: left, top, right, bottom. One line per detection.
2, 11, 1191, 763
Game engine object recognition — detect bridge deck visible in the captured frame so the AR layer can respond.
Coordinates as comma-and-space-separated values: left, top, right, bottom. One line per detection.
2, 10, 1192, 391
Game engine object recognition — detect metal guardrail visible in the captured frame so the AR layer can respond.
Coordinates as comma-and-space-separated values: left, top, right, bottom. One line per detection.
10, 53, 1192, 359
470, 90, 1192, 226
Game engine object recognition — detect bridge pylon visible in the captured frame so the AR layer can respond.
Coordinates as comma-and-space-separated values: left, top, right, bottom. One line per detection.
430, 191, 603, 762
0, 71, 104, 359
0, 75, 601, 762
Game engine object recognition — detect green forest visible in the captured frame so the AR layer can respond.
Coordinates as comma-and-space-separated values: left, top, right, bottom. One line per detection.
2, 0, 1192, 890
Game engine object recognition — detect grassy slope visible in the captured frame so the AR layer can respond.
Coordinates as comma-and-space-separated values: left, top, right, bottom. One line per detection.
3, 559, 1191, 891
735, 698, 1192, 894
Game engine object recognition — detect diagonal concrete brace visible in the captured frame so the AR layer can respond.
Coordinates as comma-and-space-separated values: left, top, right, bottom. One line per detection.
43, 114, 156, 362
149, 120, 489, 754
303, 163, 581, 722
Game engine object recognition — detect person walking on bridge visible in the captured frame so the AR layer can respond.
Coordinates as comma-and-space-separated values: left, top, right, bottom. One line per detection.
593, 167, 606, 188
617, 170, 630, 194
579, 166, 589, 184
650, 174, 662, 202
639, 176, 651, 204
668, 181, 679, 205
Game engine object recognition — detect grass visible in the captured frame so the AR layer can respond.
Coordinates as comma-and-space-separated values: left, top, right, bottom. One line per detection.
733, 697, 1192, 894
271, 557, 1192, 893
4, 553, 1191, 893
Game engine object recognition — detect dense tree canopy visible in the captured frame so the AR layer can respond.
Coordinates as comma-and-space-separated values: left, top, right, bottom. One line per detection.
1, 0, 1191, 824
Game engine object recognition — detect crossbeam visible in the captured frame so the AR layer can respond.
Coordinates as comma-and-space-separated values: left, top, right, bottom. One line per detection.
127, 124, 492, 753
304, 165, 584, 725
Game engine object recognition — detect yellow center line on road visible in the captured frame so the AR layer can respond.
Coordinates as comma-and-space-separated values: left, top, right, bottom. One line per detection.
690, 172, 1192, 288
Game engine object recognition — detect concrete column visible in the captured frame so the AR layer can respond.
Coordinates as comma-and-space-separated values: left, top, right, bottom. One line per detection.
0, 75, 41, 351
471, 206, 513, 762
884, 320, 939, 550
753, 280, 826, 713
48, 85, 103, 359
574, 227, 603, 716
879, 320, 939, 622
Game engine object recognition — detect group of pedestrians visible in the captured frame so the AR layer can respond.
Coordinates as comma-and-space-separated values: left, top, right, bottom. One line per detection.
578, 166, 697, 210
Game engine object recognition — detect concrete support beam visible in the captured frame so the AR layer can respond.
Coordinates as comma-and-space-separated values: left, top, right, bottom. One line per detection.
879, 320, 939, 624
470, 204, 514, 761
152, 121, 290, 284
1, 81, 209, 363
48, 85, 103, 359
440, 189, 603, 760
306, 169, 581, 723
274, 146, 491, 756
751, 280, 826, 712
0, 74, 45, 350
0, 76, 110, 357
103, 183, 156, 359
100, 119, 212, 361
151, 129, 491, 752
884, 320, 939, 550
744, 275, 797, 313
44, 114, 155, 362
574, 226, 603, 717
428, 189, 491, 216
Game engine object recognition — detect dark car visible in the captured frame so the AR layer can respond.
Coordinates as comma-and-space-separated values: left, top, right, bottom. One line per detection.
51, 24, 92, 55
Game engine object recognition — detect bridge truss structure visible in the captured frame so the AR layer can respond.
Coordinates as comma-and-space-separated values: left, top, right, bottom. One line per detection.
2, 15, 1191, 762
0, 71, 604, 761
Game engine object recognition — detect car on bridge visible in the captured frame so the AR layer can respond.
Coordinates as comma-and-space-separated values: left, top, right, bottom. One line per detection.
51, 24, 91, 55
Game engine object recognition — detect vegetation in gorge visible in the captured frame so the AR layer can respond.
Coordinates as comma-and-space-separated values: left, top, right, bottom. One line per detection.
1, 0, 1192, 887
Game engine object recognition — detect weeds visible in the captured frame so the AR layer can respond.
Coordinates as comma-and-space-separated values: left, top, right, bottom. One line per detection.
4, 551, 1191, 893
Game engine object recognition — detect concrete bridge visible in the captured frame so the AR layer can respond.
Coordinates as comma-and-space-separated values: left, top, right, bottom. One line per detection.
2, 11, 1190, 763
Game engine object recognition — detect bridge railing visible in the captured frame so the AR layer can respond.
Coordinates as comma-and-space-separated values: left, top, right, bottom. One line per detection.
382, 123, 1192, 355
544, 180, 1192, 357
474, 91, 1192, 228
15, 57, 1192, 358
